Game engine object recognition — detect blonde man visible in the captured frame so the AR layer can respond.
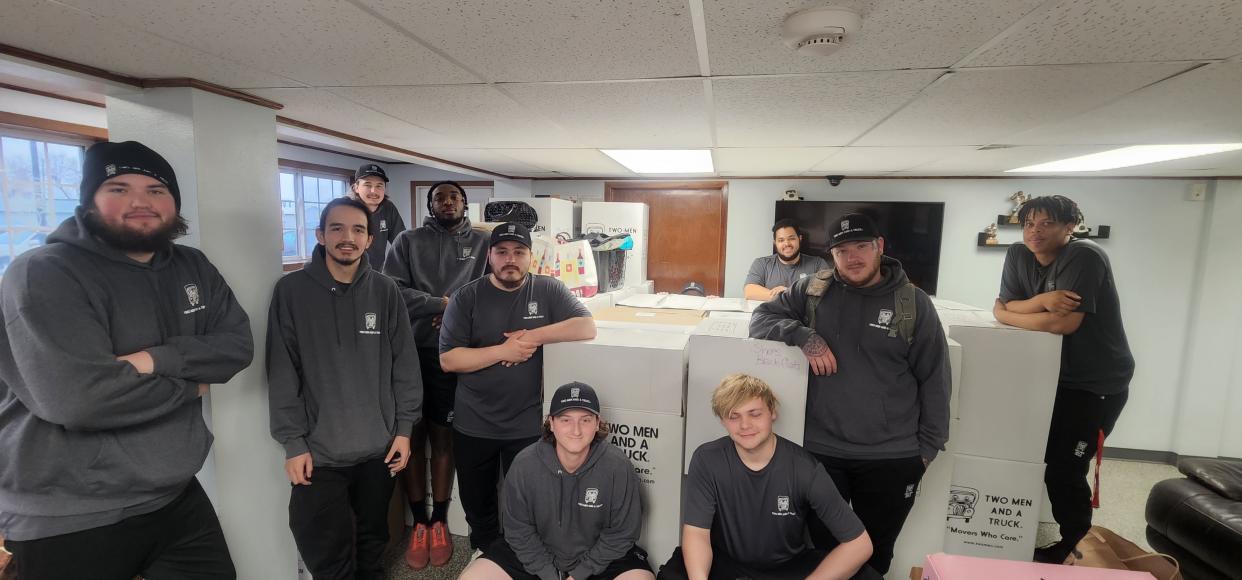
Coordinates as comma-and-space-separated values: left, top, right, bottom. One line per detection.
658, 374, 879, 580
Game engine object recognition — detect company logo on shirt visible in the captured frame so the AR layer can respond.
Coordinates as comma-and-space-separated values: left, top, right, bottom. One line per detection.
877, 309, 893, 326
523, 301, 545, 321
463, 247, 472, 258
578, 487, 604, 509
183, 283, 206, 315
379, 219, 388, 232
772, 495, 796, 516
360, 312, 381, 335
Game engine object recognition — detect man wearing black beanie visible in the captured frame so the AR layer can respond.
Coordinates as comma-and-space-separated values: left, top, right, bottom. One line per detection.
0, 140, 254, 579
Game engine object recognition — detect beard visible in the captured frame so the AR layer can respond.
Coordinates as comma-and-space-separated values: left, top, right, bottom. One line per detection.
83, 209, 188, 253
327, 249, 362, 267
433, 207, 465, 229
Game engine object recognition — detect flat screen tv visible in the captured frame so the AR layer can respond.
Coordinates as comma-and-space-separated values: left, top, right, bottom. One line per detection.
774, 200, 945, 295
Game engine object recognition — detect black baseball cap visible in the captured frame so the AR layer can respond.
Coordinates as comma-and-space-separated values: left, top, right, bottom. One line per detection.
491, 222, 532, 249
828, 212, 881, 250
354, 163, 388, 183
549, 382, 601, 416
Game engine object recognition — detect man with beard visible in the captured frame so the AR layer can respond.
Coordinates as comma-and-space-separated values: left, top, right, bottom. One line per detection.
744, 219, 829, 301
384, 180, 489, 569
992, 195, 1133, 564
267, 196, 422, 580
749, 213, 950, 575
0, 141, 253, 579
350, 163, 405, 271
439, 222, 596, 554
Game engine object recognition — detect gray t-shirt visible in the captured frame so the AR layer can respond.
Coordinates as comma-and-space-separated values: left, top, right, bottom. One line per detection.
683, 436, 865, 568
745, 254, 829, 290
440, 274, 591, 439
999, 239, 1134, 395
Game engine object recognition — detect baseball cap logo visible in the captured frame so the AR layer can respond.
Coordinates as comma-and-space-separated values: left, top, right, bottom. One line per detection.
841, 219, 850, 231
105, 164, 117, 176
508, 224, 516, 233
570, 387, 580, 398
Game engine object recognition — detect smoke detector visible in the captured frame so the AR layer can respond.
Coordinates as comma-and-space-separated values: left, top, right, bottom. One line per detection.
781, 6, 861, 56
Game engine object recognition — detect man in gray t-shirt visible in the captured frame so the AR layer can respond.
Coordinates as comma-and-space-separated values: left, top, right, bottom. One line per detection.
744, 219, 829, 301
440, 222, 596, 551
657, 374, 878, 580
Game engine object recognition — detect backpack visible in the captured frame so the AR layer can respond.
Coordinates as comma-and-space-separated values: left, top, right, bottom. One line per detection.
805, 269, 918, 345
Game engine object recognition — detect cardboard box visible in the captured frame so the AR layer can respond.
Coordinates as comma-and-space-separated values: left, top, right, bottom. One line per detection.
582, 202, 648, 288
684, 326, 807, 473
592, 306, 706, 333
943, 454, 1046, 561
922, 552, 1157, 579
942, 323, 1060, 463
642, 280, 655, 294
544, 327, 689, 414
506, 197, 576, 240
890, 453, 956, 579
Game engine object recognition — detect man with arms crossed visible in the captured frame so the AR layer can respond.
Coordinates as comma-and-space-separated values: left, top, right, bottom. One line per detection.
461, 382, 653, 580
992, 195, 1133, 564
659, 374, 877, 580
385, 180, 489, 568
440, 222, 596, 554
744, 219, 829, 301
0, 141, 253, 579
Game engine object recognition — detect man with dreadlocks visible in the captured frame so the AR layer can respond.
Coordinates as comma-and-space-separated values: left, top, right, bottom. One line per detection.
992, 195, 1134, 565
384, 180, 488, 569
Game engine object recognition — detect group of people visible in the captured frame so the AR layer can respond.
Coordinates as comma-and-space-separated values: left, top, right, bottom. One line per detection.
0, 138, 1130, 580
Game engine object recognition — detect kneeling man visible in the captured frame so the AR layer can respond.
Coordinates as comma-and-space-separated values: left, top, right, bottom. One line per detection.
659, 374, 879, 580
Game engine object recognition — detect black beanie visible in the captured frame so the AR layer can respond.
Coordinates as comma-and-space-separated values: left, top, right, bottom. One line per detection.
80, 141, 181, 210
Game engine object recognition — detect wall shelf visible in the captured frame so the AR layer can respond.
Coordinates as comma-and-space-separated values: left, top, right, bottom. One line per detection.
978, 223, 1111, 247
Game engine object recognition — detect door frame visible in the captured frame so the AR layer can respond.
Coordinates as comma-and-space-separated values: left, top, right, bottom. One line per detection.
604, 181, 729, 295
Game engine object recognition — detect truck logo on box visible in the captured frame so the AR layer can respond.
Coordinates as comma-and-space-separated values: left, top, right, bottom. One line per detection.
947, 485, 978, 523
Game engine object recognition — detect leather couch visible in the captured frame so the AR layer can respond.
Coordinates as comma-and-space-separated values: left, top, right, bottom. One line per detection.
1145, 457, 1242, 580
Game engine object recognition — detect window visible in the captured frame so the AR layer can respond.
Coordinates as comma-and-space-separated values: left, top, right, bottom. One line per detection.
278, 167, 349, 261
0, 131, 87, 275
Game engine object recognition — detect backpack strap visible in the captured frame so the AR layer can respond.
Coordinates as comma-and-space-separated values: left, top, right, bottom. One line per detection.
804, 269, 834, 330
888, 282, 917, 345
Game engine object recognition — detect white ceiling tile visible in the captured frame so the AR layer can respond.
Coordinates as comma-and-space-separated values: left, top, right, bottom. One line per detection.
355, 0, 700, 82
855, 63, 1191, 146
43, 0, 477, 87
706, 0, 1046, 76
250, 88, 464, 148
713, 70, 943, 147
713, 148, 840, 174
488, 149, 634, 175
416, 149, 548, 176
812, 146, 977, 172
0, 0, 294, 88
1004, 61, 1242, 146
905, 145, 1114, 173
329, 85, 585, 149
965, 0, 1242, 67
501, 80, 713, 148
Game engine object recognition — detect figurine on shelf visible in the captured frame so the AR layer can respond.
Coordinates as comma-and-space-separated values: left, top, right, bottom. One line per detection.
1074, 221, 1092, 237
984, 222, 998, 245
1007, 191, 1028, 224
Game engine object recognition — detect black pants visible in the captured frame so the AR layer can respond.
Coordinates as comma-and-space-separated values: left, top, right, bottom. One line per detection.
1044, 387, 1128, 544
808, 454, 925, 574
484, 539, 652, 580
453, 429, 539, 549
5, 478, 235, 580
288, 458, 395, 580
657, 546, 881, 580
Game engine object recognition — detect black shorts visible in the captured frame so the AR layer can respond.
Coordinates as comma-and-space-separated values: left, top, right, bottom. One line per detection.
482, 538, 651, 580
418, 347, 457, 427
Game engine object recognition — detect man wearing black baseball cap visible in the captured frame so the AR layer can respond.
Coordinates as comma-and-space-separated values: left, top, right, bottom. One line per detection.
750, 212, 950, 574
0, 141, 254, 578
439, 223, 596, 554
350, 163, 406, 271
460, 382, 653, 580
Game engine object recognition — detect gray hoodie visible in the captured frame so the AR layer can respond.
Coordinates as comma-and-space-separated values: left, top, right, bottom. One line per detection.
502, 439, 643, 580
383, 216, 488, 348
363, 196, 406, 271
266, 246, 422, 467
750, 256, 951, 462
0, 210, 253, 540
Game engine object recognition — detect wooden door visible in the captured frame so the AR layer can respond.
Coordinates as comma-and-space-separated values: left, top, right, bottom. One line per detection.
606, 181, 728, 295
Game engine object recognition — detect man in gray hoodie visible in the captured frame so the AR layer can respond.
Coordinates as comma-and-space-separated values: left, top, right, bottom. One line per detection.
383, 180, 488, 569
460, 382, 652, 580
0, 141, 253, 579
350, 163, 406, 271
267, 196, 422, 580
749, 212, 950, 575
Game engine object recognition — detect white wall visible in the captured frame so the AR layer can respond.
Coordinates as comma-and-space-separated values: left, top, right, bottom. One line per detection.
0, 87, 106, 127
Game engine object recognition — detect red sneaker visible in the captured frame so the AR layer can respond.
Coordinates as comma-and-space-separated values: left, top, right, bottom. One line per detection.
405, 523, 429, 570
429, 520, 453, 567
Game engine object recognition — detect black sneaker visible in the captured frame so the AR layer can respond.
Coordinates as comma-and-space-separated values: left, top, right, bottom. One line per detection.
1032, 538, 1078, 564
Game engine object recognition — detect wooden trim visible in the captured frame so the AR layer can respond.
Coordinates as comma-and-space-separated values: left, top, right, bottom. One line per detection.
412, 180, 495, 187
604, 180, 728, 194
277, 140, 404, 166
276, 116, 514, 179
0, 82, 104, 107
0, 111, 107, 141
141, 78, 282, 110
0, 42, 143, 87
277, 158, 355, 179
282, 261, 307, 272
